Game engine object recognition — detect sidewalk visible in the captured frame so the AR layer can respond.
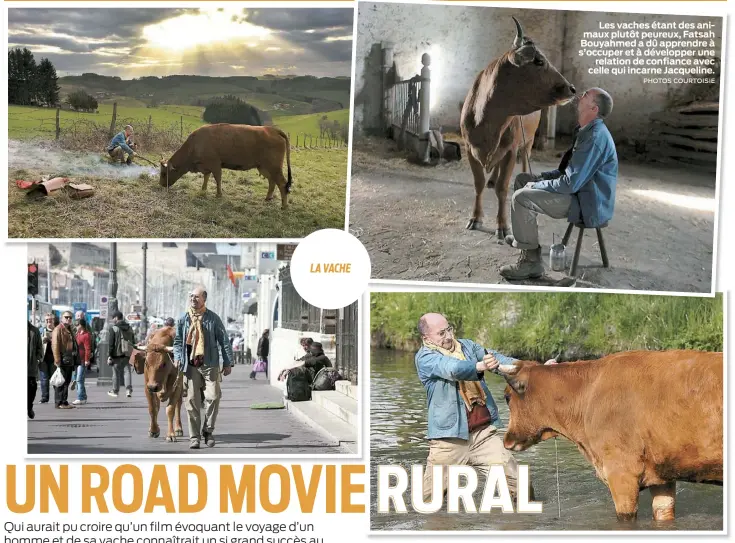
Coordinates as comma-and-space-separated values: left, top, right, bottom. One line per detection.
27, 367, 349, 455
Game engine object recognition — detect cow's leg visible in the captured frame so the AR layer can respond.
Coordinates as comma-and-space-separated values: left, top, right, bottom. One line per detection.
165, 400, 177, 442
494, 150, 516, 240
201, 173, 210, 193
649, 482, 676, 521
146, 387, 160, 438
606, 472, 640, 521
261, 167, 277, 202
174, 393, 184, 437
211, 165, 223, 198
272, 170, 289, 210
466, 150, 487, 230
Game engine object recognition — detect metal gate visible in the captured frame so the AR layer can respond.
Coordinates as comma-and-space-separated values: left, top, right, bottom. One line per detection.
336, 300, 359, 385
389, 75, 423, 138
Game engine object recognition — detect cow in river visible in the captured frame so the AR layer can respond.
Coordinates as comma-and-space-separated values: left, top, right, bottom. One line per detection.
461, 17, 576, 238
160, 124, 292, 207
496, 350, 723, 521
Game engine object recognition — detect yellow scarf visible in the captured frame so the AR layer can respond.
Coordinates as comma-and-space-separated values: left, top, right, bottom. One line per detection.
186, 305, 206, 361
423, 338, 487, 411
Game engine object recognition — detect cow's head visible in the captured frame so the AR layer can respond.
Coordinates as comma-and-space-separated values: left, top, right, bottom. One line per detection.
496, 359, 560, 451
159, 161, 184, 188
502, 17, 576, 112
139, 343, 175, 394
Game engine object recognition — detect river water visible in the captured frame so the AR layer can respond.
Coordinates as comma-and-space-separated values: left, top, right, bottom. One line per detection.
369, 348, 723, 531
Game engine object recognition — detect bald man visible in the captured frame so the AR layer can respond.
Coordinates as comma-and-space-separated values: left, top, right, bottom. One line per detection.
415, 312, 528, 502
173, 285, 234, 449
501, 87, 619, 280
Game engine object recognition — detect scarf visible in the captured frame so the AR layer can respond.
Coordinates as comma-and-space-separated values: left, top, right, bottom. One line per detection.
186, 305, 206, 361
423, 338, 487, 411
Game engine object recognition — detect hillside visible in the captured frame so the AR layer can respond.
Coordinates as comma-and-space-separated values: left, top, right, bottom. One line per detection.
59, 73, 351, 116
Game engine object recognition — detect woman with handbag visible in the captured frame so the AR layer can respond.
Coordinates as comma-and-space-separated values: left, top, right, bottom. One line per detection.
72, 318, 93, 405
51, 311, 80, 409
250, 329, 269, 380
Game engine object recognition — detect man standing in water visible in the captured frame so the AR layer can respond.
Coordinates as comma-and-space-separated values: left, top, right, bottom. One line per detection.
174, 285, 234, 449
415, 312, 528, 502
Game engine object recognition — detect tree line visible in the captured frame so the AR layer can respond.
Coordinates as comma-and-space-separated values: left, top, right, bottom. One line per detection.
9, 47, 99, 111
202, 95, 271, 125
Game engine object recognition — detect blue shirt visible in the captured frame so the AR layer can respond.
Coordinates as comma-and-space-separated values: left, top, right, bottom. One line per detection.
107, 131, 134, 155
415, 338, 517, 441
533, 118, 618, 227
173, 309, 233, 376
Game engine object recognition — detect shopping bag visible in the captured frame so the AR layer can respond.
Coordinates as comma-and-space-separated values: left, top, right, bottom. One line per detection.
253, 359, 267, 373
50, 367, 66, 387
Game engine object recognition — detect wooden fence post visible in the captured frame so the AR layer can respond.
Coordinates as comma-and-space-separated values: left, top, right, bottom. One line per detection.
148, 115, 152, 135
108, 102, 117, 138
55, 108, 60, 140
180, 116, 183, 141
296, 134, 299, 147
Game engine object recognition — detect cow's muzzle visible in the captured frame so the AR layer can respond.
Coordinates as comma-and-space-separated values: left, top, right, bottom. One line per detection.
148, 384, 161, 393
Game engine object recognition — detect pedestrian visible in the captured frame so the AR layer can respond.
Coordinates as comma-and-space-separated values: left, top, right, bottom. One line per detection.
52, 311, 80, 409
28, 320, 43, 419
245, 346, 252, 365
106, 125, 137, 165
173, 285, 234, 449
72, 317, 93, 405
39, 313, 58, 404
251, 329, 270, 380
501, 87, 618, 279
415, 312, 529, 502
107, 311, 136, 398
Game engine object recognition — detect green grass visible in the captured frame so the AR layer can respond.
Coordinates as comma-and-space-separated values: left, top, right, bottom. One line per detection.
8, 147, 347, 238
371, 292, 723, 358
272, 109, 350, 137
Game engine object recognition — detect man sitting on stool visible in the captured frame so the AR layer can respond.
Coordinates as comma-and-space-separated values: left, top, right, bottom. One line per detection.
501, 87, 618, 280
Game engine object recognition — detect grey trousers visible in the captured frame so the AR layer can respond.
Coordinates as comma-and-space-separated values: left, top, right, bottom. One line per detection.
510, 173, 572, 249
184, 365, 221, 441
112, 358, 132, 392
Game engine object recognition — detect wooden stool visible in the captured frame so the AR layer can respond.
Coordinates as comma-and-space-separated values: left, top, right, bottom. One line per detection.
561, 221, 610, 277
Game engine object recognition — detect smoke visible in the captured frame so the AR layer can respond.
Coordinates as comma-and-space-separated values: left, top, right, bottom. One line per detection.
8, 140, 159, 180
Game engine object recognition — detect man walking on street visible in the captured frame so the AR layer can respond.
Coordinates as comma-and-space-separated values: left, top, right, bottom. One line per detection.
28, 320, 43, 419
39, 313, 58, 404
107, 311, 136, 398
174, 285, 234, 449
52, 311, 79, 409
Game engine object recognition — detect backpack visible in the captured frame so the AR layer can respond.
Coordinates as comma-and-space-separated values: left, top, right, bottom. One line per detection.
114, 325, 136, 358
286, 367, 312, 402
312, 367, 343, 391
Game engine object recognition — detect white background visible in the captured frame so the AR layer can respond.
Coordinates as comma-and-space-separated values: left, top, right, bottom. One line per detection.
2, 0, 733, 541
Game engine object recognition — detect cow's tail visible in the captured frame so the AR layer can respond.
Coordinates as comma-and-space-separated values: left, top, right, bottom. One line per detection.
274, 127, 292, 194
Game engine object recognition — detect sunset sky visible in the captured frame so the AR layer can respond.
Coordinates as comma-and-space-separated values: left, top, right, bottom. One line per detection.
8, 7, 354, 78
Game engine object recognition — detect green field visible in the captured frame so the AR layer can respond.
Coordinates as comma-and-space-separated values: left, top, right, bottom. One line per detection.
8, 104, 349, 142
272, 109, 350, 137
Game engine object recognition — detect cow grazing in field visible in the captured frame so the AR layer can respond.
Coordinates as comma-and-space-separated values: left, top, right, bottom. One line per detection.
136, 326, 184, 442
160, 124, 293, 207
461, 17, 576, 238
496, 350, 723, 521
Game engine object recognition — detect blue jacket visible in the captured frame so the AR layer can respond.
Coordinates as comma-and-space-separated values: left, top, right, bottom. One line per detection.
533, 118, 618, 227
415, 338, 517, 441
173, 309, 233, 376
107, 131, 134, 155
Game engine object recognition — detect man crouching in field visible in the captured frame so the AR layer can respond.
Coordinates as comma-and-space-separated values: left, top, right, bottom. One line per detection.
107, 124, 137, 165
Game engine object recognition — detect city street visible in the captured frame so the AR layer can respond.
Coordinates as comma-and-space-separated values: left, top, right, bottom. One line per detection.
28, 368, 347, 455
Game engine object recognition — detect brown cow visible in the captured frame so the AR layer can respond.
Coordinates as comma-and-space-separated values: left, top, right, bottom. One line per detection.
160, 123, 292, 207
496, 350, 723, 521
136, 326, 184, 442
461, 18, 576, 238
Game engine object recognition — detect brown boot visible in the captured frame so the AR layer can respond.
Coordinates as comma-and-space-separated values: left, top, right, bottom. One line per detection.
500, 247, 543, 280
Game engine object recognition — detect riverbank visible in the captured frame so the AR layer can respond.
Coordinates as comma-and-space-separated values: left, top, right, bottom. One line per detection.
370, 292, 722, 360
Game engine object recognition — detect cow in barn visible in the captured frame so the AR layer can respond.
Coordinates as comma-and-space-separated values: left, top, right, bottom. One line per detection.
495, 350, 723, 521
136, 325, 184, 442
461, 17, 576, 238
160, 124, 293, 207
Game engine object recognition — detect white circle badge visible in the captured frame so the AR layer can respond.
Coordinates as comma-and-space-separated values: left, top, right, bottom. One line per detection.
290, 229, 371, 309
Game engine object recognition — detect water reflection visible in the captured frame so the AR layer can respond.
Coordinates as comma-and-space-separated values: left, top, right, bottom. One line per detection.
370, 348, 723, 531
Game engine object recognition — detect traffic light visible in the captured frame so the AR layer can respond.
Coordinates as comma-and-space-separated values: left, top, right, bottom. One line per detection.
28, 262, 39, 296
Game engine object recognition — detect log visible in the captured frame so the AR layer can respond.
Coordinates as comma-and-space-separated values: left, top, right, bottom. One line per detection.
653, 134, 718, 153
656, 145, 718, 164
673, 101, 719, 114
649, 112, 719, 128
658, 126, 718, 140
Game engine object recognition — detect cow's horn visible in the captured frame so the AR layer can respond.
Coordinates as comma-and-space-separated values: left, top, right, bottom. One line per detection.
165, 346, 174, 353
137, 344, 148, 351
497, 363, 519, 375
512, 16, 524, 48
